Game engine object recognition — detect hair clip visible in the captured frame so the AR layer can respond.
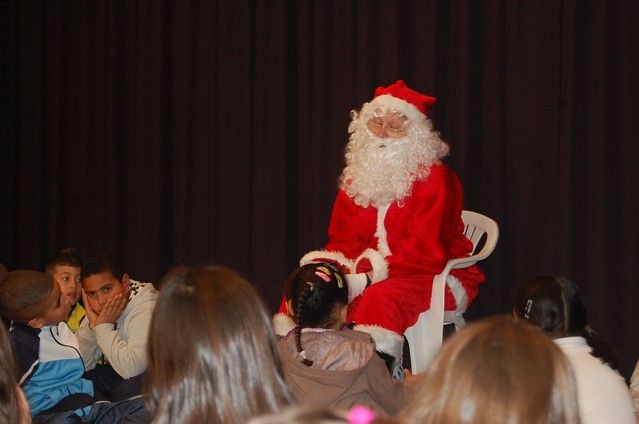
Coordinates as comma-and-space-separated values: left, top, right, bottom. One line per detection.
315, 265, 344, 289
315, 270, 331, 283
348, 406, 376, 424
524, 299, 534, 319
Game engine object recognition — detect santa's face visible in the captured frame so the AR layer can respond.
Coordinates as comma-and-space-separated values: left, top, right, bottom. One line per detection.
340, 102, 449, 207
366, 111, 407, 139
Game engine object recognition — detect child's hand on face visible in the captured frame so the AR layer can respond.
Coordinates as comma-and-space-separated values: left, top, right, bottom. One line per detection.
82, 292, 127, 330
82, 291, 98, 329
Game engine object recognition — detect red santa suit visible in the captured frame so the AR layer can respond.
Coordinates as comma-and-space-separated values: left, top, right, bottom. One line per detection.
274, 81, 485, 360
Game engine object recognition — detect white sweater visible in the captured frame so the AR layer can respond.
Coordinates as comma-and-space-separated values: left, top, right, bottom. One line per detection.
76, 280, 158, 379
555, 337, 635, 424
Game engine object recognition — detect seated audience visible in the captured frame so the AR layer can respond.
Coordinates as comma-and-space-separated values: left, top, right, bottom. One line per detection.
399, 315, 581, 424
76, 254, 158, 401
145, 265, 292, 423
274, 263, 405, 416
0, 270, 147, 423
513, 275, 635, 424
45, 247, 85, 332
0, 316, 30, 424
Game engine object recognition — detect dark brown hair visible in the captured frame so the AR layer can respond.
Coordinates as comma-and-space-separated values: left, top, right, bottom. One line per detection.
0, 270, 54, 323
145, 265, 292, 424
513, 275, 619, 369
45, 247, 82, 274
400, 316, 581, 424
80, 253, 123, 282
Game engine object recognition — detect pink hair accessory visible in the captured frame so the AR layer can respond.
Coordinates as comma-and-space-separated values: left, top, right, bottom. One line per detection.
315, 270, 331, 282
348, 406, 376, 424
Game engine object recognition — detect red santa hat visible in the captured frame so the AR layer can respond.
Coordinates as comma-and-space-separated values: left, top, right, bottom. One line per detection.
368, 80, 437, 121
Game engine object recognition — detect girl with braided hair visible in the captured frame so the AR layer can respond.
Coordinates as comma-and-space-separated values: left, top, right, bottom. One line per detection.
277, 262, 405, 417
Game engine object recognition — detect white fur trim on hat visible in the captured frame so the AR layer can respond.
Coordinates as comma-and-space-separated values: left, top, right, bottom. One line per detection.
299, 250, 355, 273
354, 248, 388, 284
354, 324, 404, 361
365, 94, 425, 123
446, 274, 469, 313
273, 313, 296, 337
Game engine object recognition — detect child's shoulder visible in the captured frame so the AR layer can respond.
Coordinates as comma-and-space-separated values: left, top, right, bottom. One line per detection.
128, 280, 159, 304
284, 328, 376, 371
9, 323, 43, 378
346, 328, 377, 343
9, 322, 40, 351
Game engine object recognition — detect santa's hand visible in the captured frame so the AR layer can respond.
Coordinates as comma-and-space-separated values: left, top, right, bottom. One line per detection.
346, 273, 371, 302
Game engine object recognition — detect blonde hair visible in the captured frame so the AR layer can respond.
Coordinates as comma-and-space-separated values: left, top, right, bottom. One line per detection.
400, 316, 581, 424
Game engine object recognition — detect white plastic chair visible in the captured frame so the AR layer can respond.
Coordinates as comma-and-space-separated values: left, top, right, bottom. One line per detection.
404, 210, 499, 374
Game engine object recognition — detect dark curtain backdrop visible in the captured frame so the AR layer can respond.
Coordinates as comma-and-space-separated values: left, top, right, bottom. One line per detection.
2, 1, 638, 378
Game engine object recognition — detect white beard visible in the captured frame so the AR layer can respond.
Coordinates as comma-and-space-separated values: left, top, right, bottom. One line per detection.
340, 107, 450, 208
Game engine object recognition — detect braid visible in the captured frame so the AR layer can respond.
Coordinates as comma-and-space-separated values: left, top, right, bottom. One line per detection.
295, 284, 314, 366
583, 326, 619, 370
284, 262, 349, 367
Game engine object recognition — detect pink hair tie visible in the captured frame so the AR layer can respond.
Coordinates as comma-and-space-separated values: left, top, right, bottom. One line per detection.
348, 406, 376, 424
315, 270, 331, 282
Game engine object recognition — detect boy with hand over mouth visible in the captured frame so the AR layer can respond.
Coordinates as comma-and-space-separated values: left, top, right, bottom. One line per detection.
77, 254, 158, 402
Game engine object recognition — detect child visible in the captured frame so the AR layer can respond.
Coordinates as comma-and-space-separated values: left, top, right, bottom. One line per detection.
76, 253, 158, 402
0, 270, 147, 423
45, 247, 85, 332
146, 265, 292, 423
513, 276, 636, 424
274, 263, 405, 416
399, 316, 581, 424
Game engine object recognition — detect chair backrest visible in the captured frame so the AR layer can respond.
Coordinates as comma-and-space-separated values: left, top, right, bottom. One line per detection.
447, 210, 500, 272
404, 210, 499, 374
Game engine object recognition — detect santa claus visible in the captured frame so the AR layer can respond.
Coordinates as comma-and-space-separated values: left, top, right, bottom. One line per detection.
275, 80, 484, 369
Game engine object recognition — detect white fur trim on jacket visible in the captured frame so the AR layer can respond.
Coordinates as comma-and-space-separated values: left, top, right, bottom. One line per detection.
354, 324, 404, 361
355, 248, 389, 284
273, 313, 296, 337
446, 274, 469, 313
300, 250, 355, 273
374, 204, 392, 257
